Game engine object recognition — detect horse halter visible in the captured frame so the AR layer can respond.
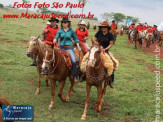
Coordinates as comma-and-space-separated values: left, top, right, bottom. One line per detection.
88, 46, 101, 62
43, 48, 55, 66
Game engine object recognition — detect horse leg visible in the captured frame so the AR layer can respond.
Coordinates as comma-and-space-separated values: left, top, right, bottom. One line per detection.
66, 75, 74, 101
44, 75, 49, 87
81, 83, 91, 120
134, 40, 137, 49
49, 79, 55, 110
100, 80, 108, 105
96, 85, 102, 112
58, 80, 66, 102
35, 64, 41, 95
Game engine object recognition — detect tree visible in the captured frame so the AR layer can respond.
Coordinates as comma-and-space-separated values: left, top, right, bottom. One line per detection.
0, 4, 4, 8
101, 12, 114, 21
132, 17, 139, 24
78, 0, 88, 15
22, 0, 30, 13
113, 13, 126, 24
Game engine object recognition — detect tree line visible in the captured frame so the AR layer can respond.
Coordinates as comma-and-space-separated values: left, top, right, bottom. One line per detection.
101, 12, 139, 24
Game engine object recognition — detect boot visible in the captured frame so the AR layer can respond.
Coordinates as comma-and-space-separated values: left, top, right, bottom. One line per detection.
30, 56, 37, 66
107, 73, 114, 88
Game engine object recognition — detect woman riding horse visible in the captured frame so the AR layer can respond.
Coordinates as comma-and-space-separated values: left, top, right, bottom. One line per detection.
94, 21, 115, 88
75, 20, 90, 54
53, 17, 81, 83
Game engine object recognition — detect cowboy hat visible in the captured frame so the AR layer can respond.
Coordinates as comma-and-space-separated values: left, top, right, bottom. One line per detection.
98, 21, 110, 27
48, 17, 59, 23
46, 21, 51, 25
79, 21, 86, 26
61, 17, 71, 22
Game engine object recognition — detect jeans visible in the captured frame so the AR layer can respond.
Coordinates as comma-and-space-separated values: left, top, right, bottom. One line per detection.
59, 46, 78, 79
84, 42, 90, 51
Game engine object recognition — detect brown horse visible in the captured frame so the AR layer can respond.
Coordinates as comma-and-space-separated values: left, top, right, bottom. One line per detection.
132, 29, 142, 49
158, 32, 163, 47
26, 36, 51, 94
41, 47, 76, 109
80, 41, 110, 120
153, 30, 159, 43
146, 34, 153, 48
0, 97, 13, 122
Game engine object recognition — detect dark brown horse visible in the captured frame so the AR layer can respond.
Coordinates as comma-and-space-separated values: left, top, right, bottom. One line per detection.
146, 34, 153, 48
0, 97, 13, 122
153, 30, 159, 43
26, 36, 51, 94
41, 47, 76, 109
81, 40, 110, 120
132, 29, 142, 49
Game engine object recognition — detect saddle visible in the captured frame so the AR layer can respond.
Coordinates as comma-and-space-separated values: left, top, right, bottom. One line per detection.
59, 48, 82, 68
79, 42, 88, 54
60, 50, 72, 68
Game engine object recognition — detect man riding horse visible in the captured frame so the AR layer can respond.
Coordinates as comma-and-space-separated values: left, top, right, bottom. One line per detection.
111, 20, 118, 44
30, 17, 60, 66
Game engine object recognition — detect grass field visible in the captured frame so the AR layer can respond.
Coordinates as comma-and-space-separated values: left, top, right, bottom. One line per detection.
0, 8, 163, 122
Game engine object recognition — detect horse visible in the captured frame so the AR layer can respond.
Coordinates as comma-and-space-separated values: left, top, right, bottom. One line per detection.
26, 36, 51, 94
146, 34, 153, 48
123, 25, 129, 34
132, 29, 142, 49
87, 23, 90, 30
153, 30, 159, 43
93, 25, 97, 30
80, 40, 110, 120
41, 47, 84, 109
158, 32, 163, 47
0, 96, 14, 122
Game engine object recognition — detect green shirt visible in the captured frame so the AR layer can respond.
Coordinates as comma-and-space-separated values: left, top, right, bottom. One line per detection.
55, 28, 79, 46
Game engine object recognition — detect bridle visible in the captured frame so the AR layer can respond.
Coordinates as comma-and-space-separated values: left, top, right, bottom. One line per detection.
86, 45, 106, 81
43, 48, 55, 66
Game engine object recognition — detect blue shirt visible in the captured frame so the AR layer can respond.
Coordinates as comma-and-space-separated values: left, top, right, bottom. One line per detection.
55, 28, 79, 46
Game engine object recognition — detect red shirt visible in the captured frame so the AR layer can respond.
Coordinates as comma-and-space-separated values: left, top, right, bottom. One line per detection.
147, 29, 153, 33
152, 27, 157, 31
143, 26, 147, 30
136, 25, 143, 31
75, 28, 89, 42
129, 25, 135, 29
111, 23, 117, 29
43, 25, 60, 41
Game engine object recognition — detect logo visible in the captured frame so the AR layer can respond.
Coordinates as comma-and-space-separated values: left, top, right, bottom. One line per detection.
2, 105, 33, 121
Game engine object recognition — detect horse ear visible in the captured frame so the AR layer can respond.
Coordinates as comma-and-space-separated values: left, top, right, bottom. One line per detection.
37, 35, 40, 39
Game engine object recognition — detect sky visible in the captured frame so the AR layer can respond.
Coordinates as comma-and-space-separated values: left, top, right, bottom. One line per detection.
0, 0, 163, 26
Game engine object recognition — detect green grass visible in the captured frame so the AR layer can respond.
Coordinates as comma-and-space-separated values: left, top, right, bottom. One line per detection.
0, 8, 163, 122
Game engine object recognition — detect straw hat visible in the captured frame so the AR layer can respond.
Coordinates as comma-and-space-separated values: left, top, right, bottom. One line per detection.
79, 21, 86, 26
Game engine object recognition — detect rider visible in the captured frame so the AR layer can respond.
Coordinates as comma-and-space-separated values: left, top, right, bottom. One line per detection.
111, 20, 117, 43
128, 23, 135, 42
95, 21, 115, 88
75, 20, 90, 54
136, 22, 144, 41
53, 17, 81, 83
30, 17, 60, 66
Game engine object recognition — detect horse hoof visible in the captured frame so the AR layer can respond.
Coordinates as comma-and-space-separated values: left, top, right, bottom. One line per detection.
35, 91, 39, 95
48, 106, 54, 110
66, 97, 69, 102
80, 115, 86, 120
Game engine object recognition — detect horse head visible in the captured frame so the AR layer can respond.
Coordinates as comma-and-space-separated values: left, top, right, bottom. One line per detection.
88, 38, 101, 67
26, 35, 40, 57
42, 48, 55, 75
